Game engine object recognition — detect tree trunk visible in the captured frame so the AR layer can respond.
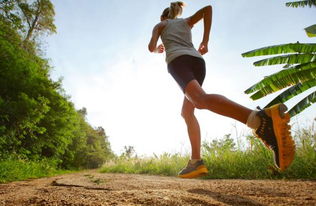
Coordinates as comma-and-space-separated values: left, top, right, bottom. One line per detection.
24, 0, 41, 42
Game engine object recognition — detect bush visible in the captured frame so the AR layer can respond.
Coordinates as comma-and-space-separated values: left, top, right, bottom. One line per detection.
101, 122, 316, 180
101, 153, 188, 176
0, 157, 61, 183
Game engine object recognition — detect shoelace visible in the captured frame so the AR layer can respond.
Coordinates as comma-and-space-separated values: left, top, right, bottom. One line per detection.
256, 106, 270, 146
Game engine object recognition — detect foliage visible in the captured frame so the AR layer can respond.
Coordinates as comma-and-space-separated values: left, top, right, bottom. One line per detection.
0, 13, 112, 170
101, 123, 316, 179
286, 0, 316, 8
101, 153, 188, 176
242, 2, 316, 116
305, 24, 316, 37
0, 157, 58, 183
61, 109, 113, 169
0, 0, 56, 42
0, 16, 61, 159
202, 134, 236, 155
288, 122, 316, 178
0, 156, 74, 183
121, 145, 137, 158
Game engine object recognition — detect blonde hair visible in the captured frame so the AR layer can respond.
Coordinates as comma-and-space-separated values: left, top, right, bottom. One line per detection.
161, 1, 185, 19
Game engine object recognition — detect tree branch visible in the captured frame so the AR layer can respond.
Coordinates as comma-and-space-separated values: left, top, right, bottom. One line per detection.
24, 0, 41, 42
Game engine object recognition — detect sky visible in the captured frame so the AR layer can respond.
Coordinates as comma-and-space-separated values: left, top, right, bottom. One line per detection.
46, 0, 316, 156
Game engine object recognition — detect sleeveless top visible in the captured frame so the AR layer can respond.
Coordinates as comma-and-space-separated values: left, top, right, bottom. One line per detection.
160, 18, 203, 64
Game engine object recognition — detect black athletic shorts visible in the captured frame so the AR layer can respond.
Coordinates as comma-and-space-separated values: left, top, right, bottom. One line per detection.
167, 55, 206, 93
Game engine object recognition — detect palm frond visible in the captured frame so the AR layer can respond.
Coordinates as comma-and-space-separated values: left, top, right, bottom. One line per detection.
265, 79, 316, 108
288, 91, 316, 116
249, 68, 316, 99
245, 63, 316, 94
305, 24, 316, 37
253, 54, 316, 66
286, 0, 316, 8
242, 43, 316, 57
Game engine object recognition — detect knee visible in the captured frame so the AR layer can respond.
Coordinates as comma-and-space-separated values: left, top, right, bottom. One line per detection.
181, 107, 194, 121
191, 94, 208, 110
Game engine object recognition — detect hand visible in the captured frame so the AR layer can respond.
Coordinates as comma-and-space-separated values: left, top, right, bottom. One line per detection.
198, 42, 208, 55
156, 44, 165, 53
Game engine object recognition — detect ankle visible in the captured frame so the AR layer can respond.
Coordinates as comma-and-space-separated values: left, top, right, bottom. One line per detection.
190, 159, 201, 164
246, 110, 261, 129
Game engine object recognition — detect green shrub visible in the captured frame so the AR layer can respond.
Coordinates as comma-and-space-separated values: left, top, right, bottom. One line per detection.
101, 153, 188, 176
0, 157, 63, 183
101, 123, 316, 180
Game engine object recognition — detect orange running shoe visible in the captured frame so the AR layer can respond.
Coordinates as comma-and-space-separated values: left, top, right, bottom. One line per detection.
254, 104, 295, 171
178, 159, 208, 178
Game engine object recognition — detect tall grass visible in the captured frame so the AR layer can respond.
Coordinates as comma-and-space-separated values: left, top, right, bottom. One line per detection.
100, 153, 188, 176
101, 123, 316, 179
0, 157, 69, 183
285, 124, 316, 179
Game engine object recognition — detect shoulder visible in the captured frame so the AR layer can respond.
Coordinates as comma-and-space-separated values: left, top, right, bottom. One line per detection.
185, 5, 212, 28
153, 20, 168, 33
181, 18, 193, 29
184, 17, 194, 29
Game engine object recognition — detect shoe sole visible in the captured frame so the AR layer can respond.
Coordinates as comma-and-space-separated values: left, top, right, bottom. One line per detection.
178, 165, 208, 178
265, 104, 296, 171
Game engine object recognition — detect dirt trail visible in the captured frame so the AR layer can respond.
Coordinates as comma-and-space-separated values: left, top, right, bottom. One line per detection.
0, 171, 315, 206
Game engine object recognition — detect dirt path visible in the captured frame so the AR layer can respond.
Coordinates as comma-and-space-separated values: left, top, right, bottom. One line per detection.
0, 171, 315, 206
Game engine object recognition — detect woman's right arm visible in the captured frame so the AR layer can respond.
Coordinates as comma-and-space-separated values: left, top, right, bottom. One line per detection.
148, 24, 161, 52
186, 5, 212, 55
148, 22, 166, 53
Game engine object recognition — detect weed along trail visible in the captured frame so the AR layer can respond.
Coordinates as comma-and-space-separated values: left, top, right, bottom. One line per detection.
0, 170, 315, 206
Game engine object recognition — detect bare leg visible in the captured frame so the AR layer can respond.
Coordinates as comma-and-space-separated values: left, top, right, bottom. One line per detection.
184, 80, 252, 124
181, 80, 295, 173
181, 97, 201, 159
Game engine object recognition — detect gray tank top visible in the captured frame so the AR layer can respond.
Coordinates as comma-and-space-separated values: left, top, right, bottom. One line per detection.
161, 18, 203, 64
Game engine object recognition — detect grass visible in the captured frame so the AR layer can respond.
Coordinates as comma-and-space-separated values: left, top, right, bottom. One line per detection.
100, 153, 188, 176
100, 123, 316, 180
1, 123, 314, 182
203, 143, 316, 179
0, 158, 72, 183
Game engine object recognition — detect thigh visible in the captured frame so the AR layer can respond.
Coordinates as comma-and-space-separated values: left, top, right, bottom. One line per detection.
167, 55, 196, 93
192, 57, 206, 86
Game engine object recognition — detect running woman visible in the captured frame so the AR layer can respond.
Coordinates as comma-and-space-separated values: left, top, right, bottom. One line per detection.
148, 2, 295, 178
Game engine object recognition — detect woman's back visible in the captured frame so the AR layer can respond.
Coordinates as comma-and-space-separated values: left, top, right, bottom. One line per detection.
161, 18, 202, 63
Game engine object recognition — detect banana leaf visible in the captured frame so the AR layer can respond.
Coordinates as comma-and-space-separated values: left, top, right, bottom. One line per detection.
253, 54, 316, 66
286, 61, 316, 70
245, 64, 316, 94
248, 68, 316, 99
288, 91, 316, 116
264, 79, 316, 108
242, 43, 316, 57
305, 24, 316, 38
286, 0, 316, 8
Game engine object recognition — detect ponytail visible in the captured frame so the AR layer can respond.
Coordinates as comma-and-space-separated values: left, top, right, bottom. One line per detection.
161, 1, 185, 20
168, 1, 185, 19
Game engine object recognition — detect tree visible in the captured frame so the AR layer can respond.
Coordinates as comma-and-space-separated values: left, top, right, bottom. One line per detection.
242, 1, 316, 117
0, 0, 56, 42
1, 1, 113, 169
202, 134, 236, 156
0, 17, 79, 159
61, 109, 113, 169
121, 146, 136, 158
0, 17, 51, 157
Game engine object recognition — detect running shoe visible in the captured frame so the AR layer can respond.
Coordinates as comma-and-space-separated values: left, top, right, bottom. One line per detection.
254, 103, 295, 171
178, 159, 208, 178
